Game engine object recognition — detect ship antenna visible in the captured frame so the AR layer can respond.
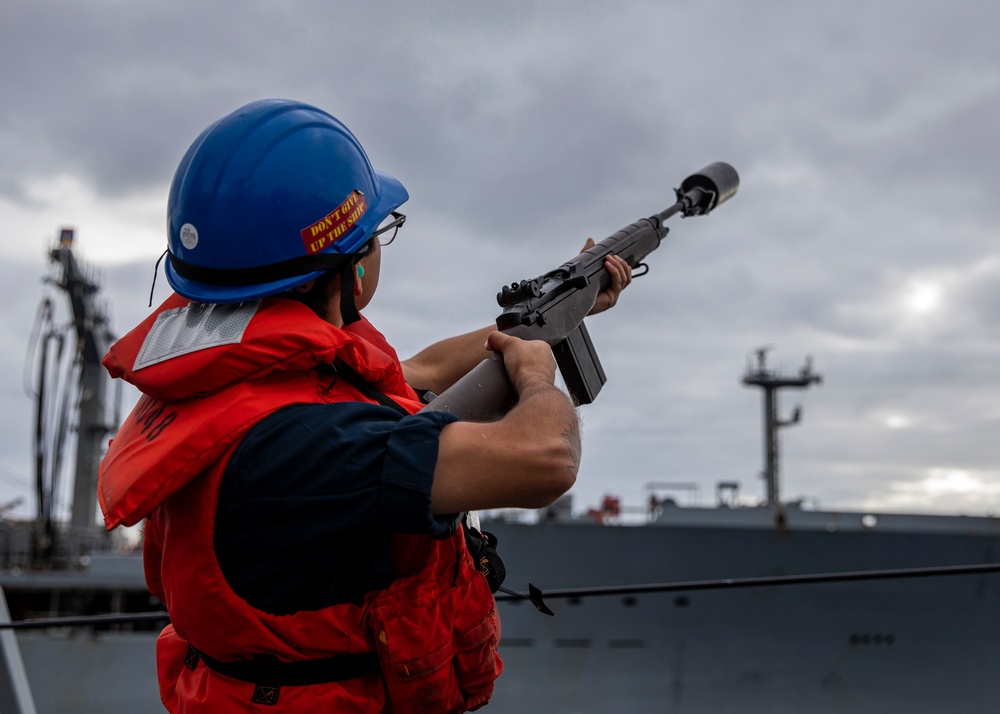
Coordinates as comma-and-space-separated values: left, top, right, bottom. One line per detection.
742, 347, 821, 506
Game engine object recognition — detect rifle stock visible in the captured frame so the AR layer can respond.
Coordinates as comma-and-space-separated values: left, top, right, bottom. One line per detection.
422, 162, 738, 421
420, 356, 515, 421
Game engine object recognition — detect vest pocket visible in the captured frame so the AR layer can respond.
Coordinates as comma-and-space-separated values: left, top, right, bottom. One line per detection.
369, 564, 501, 713
452, 598, 502, 711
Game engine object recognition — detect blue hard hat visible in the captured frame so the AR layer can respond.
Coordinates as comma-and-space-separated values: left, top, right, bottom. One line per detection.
164, 99, 408, 303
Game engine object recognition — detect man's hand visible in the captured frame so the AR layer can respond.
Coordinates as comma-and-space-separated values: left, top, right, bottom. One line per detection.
485, 331, 557, 397
581, 237, 633, 315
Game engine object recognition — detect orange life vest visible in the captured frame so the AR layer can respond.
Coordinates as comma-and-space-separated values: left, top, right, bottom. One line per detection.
98, 294, 501, 712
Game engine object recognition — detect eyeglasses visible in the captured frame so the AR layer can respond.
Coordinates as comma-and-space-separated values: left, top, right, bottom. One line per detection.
354, 212, 406, 262
372, 212, 406, 247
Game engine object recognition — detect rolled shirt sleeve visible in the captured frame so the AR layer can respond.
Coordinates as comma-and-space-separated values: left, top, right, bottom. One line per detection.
215, 401, 459, 612
379, 410, 460, 537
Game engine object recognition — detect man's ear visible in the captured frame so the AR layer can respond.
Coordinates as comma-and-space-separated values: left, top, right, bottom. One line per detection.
354, 266, 364, 298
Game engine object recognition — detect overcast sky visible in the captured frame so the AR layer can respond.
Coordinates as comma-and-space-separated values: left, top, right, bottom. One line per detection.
2, 0, 999, 525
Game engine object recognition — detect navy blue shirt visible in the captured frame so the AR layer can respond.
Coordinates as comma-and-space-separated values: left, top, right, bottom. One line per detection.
215, 402, 459, 615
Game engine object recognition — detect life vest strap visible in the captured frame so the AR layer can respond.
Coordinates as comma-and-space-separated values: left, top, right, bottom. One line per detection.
190, 645, 380, 686
331, 361, 411, 416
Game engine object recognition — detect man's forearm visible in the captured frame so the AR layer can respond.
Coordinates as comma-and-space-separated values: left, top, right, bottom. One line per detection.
430, 379, 580, 514
402, 325, 495, 394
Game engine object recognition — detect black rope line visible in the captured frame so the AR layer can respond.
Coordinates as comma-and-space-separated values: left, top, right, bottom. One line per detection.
3, 562, 999, 630
0, 611, 169, 631
496, 562, 1000, 614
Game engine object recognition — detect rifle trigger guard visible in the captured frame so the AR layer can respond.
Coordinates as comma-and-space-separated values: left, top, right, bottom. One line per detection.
633, 262, 650, 278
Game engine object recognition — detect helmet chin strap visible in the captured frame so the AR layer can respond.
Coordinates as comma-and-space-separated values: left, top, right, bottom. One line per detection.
339, 260, 361, 325
148, 250, 168, 307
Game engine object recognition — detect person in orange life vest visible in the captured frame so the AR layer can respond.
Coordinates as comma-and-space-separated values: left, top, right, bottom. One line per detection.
97, 99, 632, 713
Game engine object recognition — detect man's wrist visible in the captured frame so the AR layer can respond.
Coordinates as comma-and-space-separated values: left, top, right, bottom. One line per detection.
514, 375, 558, 399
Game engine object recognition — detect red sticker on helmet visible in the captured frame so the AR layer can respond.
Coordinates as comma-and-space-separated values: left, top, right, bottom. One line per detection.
300, 190, 368, 255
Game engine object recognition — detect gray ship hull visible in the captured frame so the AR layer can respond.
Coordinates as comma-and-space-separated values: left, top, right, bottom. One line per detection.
484, 506, 1000, 713
6, 504, 1000, 712
17, 632, 157, 712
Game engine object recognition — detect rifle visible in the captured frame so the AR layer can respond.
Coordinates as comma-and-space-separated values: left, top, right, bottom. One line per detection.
422, 162, 738, 422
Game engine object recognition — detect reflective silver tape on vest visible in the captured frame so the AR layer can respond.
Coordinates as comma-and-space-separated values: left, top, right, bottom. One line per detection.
134, 301, 260, 370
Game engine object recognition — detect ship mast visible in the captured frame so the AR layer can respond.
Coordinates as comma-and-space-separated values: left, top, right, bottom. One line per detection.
46, 228, 115, 531
742, 348, 821, 506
